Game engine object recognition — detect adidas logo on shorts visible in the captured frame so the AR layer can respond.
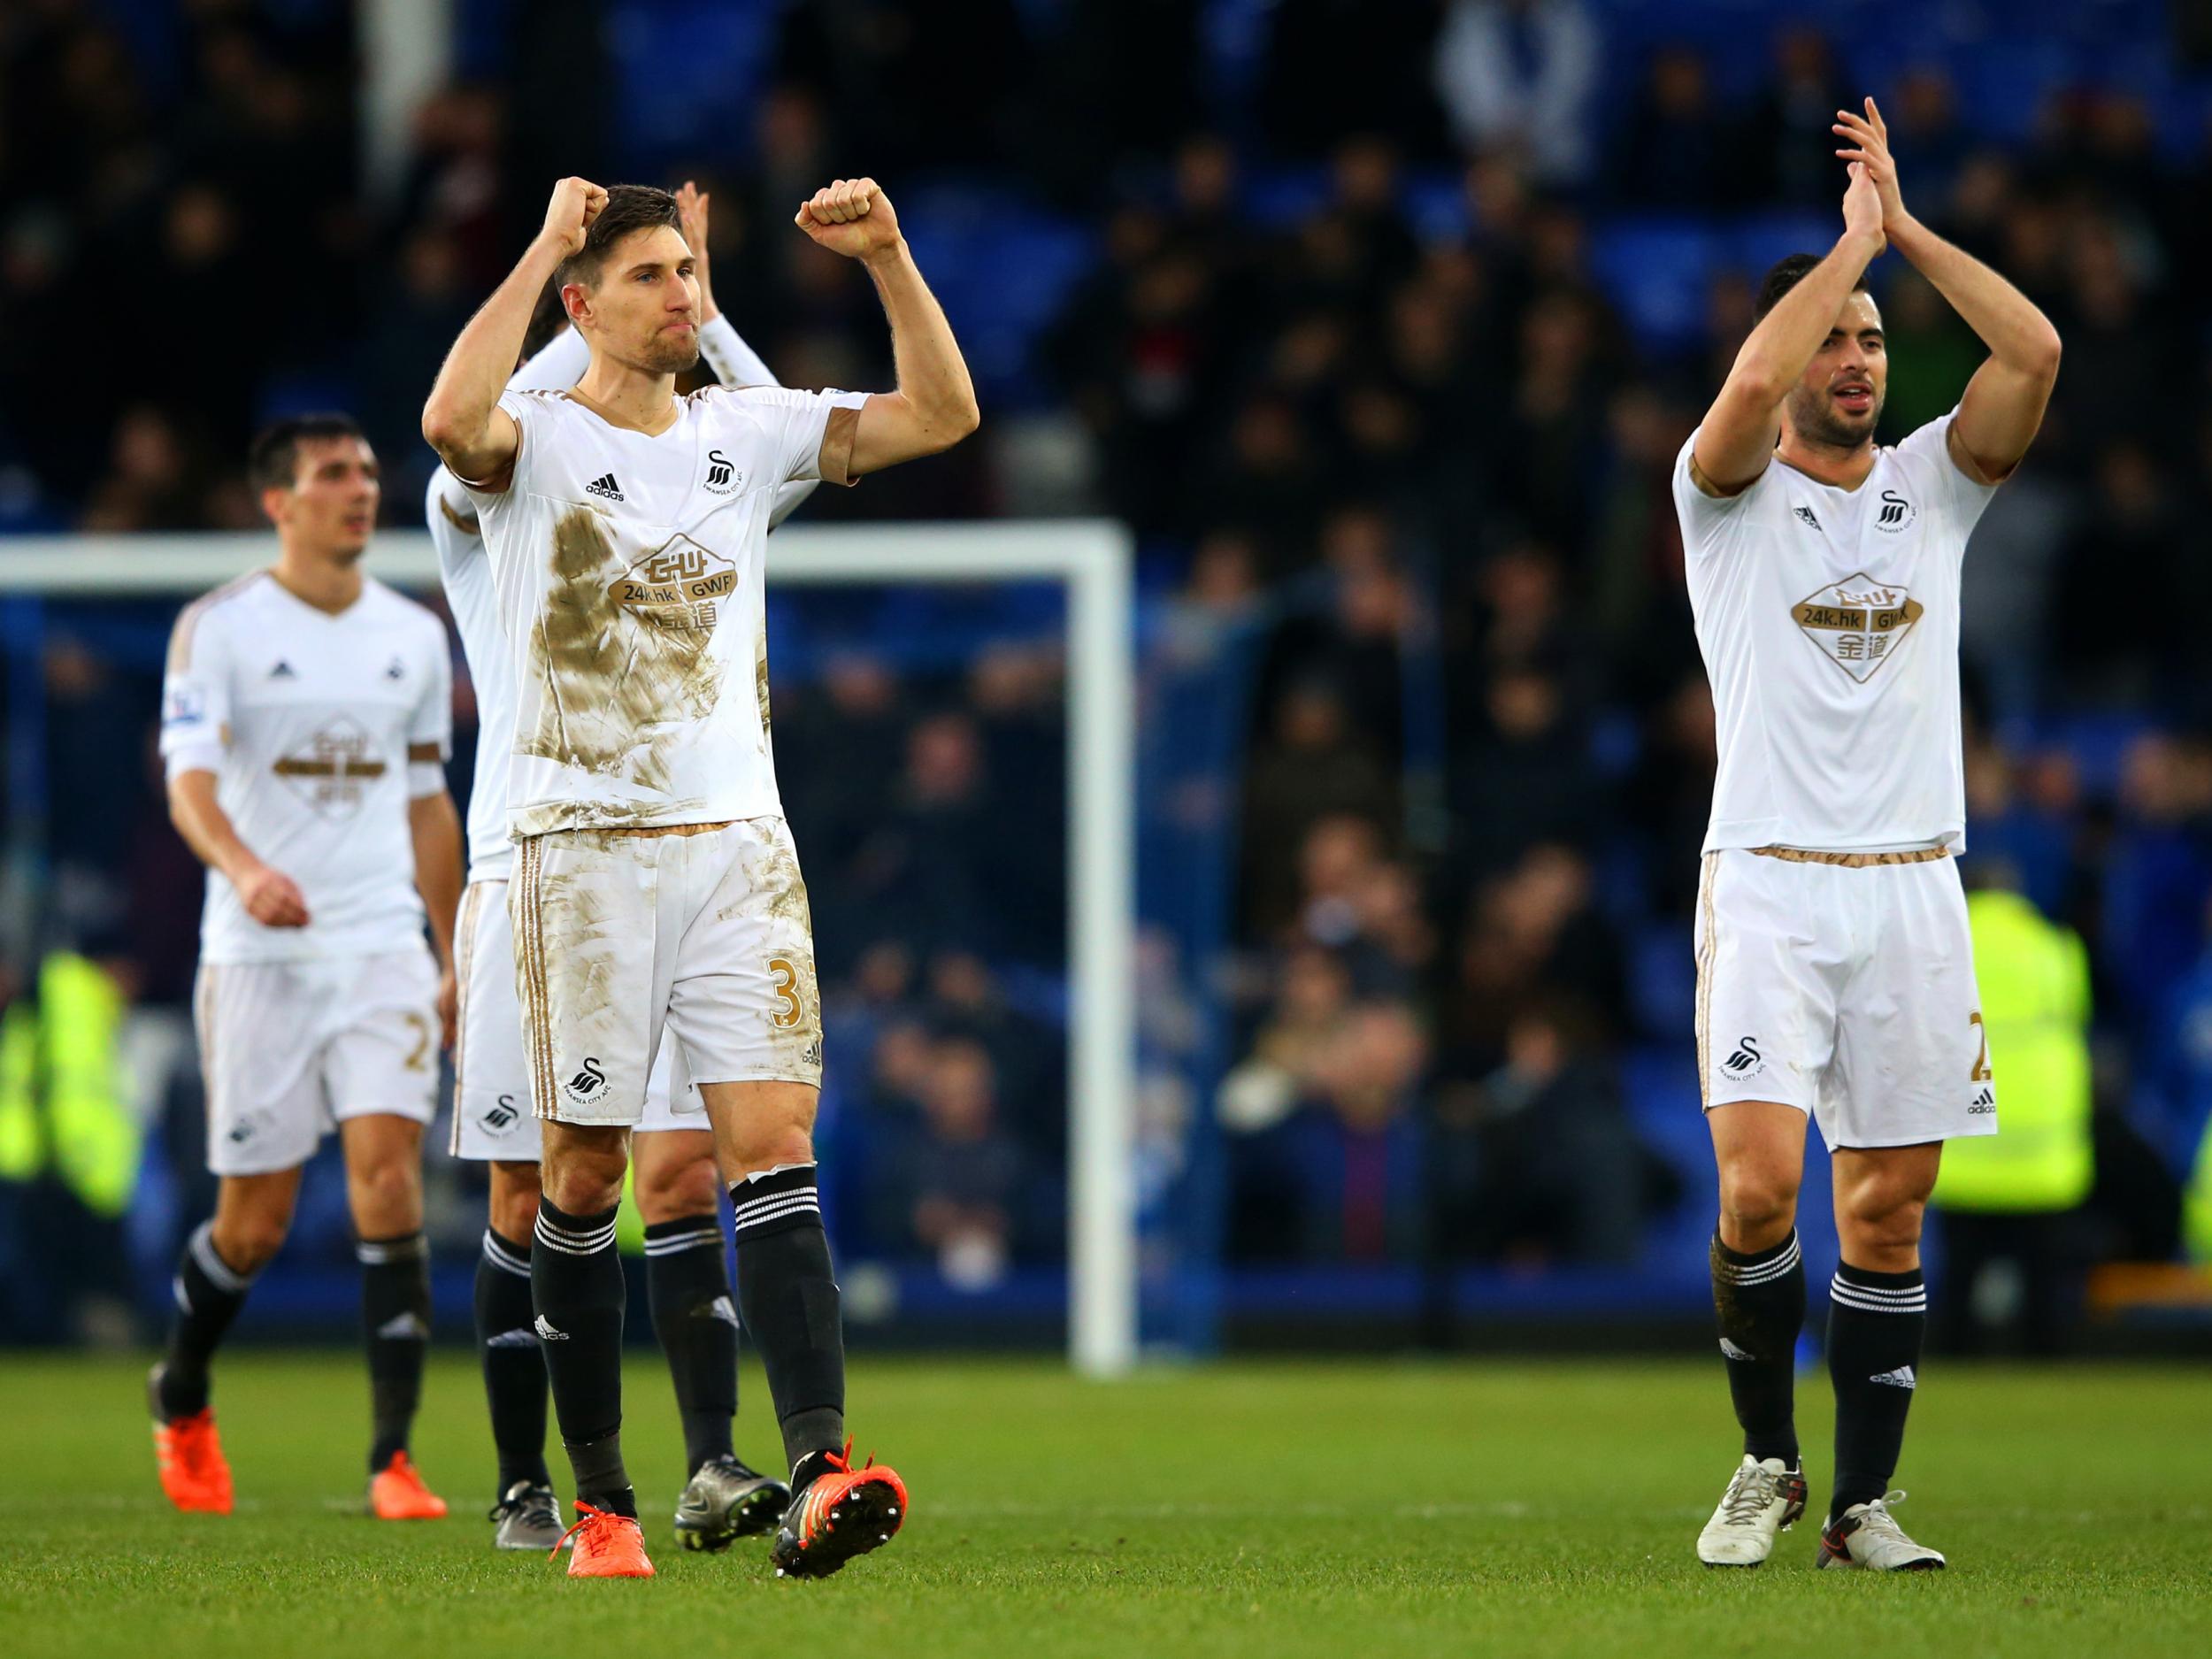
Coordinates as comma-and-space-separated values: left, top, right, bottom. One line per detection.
1870, 1366, 1917, 1389
1719, 1338, 1754, 1361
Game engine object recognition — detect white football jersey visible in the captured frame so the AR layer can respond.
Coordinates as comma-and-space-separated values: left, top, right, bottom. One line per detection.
433, 320, 814, 879
160, 572, 453, 963
1676, 409, 2001, 854
464, 383, 864, 837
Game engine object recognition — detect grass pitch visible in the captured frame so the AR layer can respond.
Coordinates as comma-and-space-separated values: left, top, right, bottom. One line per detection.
1, 1352, 2205, 1658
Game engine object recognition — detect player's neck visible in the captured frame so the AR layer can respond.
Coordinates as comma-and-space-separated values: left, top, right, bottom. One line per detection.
271, 548, 365, 615
1775, 429, 1877, 491
570, 359, 680, 437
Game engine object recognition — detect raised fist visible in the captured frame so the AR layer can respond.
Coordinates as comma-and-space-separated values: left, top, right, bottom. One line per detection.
794, 178, 902, 264
541, 177, 609, 257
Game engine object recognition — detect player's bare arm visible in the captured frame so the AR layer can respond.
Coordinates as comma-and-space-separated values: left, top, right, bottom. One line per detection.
1833, 97, 2061, 483
422, 176, 609, 485
677, 180, 723, 326
1692, 165, 1887, 495
794, 179, 981, 475
167, 769, 309, 927
408, 787, 464, 1046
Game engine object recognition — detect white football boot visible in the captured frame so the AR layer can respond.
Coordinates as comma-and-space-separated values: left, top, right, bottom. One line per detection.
1697, 1454, 1809, 1567
1817, 1492, 1947, 1571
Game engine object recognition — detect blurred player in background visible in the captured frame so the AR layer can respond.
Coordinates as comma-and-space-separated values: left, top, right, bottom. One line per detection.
422, 173, 978, 1578
152, 416, 465, 1521
429, 183, 805, 1554
1678, 102, 2061, 1571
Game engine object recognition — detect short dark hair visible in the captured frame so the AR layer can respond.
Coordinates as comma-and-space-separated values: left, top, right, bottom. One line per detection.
556, 184, 682, 291
1753, 253, 1869, 323
249, 413, 366, 491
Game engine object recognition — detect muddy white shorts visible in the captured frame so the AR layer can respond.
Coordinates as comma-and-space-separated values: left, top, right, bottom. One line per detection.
194, 947, 441, 1177
1694, 847, 1999, 1150
511, 816, 823, 1126
449, 879, 699, 1159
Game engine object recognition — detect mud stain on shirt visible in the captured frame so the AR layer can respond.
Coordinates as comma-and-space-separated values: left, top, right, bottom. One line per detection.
520, 506, 725, 804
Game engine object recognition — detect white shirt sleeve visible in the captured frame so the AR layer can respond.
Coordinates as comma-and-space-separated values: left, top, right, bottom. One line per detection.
508, 326, 593, 394
1893, 408, 2003, 535
458, 389, 554, 499
724, 385, 870, 488
1671, 430, 1768, 564
160, 602, 234, 780
407, 621, 454, 797
694, 321, 822, 528
696, 315, 776, 389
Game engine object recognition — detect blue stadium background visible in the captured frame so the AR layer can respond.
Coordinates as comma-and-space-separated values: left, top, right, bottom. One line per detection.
4, 0, 2211, 1354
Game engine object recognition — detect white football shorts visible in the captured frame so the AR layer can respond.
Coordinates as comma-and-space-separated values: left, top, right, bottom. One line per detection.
194, 947, 441, 1177
449, 879, 699, 1159
1694, 847, 2000, 1149
511, 816, 823, 1126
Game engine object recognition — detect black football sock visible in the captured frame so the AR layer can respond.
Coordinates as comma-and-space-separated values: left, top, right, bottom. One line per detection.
646, 1214, 739, 1475
359, 1231, 432, 1472
533, 1197, 635, 1517
1710, 1229, 1804, 1468
1827, 1261, 1926, 1518
157, 1220, 257, 1419
729, 1165, 846, 1474
474, 1227, 552, 1493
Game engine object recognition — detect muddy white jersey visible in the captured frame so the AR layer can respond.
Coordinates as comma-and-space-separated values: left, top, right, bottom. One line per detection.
159, 572, 452, 964
464, 384, 864, 837
1675, 410, 2001, 854
428, 473, 517, 882
431, 321, 814, 879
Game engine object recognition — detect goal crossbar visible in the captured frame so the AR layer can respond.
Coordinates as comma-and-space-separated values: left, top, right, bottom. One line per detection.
0, 521, 1140, 1376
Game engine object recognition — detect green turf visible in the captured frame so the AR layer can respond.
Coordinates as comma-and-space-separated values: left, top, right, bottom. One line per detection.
1, 1352, 2205, 1658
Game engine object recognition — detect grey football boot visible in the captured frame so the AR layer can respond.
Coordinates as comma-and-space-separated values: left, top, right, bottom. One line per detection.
674, 1454, 791, 1552
488, 1480, 565, 1551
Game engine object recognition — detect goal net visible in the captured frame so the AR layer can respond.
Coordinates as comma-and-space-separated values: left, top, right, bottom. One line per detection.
0, 523, 1137, 1373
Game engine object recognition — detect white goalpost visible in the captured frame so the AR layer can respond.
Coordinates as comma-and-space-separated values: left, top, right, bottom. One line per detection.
0, 520, 1141, 1376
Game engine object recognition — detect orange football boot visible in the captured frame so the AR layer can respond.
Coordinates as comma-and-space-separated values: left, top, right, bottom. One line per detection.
554, 1502, 656, 1578
153, 1409, 234, 1515
771, 1442, 907, 1578
368, 1452, 449, 1519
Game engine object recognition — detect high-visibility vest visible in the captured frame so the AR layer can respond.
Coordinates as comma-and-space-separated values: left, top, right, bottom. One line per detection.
0, 996, 35, 1183
0, 953, 139, 1217
2186, 1117, 2212, 1265
1932, 890, 2094, 1214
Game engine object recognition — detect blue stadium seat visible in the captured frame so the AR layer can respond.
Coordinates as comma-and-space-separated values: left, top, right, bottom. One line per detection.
1588, 219, 1721, 353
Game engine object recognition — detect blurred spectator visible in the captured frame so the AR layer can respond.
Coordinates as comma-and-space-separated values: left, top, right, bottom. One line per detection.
1433, 997, 1649, 1263
1742, 25, 1847, 206
1433, 0, 1601, 184
1609, 46, 1730, 208
891, 1038, 1030, 1287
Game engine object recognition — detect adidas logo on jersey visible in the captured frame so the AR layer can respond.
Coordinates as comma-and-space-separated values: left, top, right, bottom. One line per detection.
1793, 504, 1821, 531
1870, 1366, 1917, 1389
269, 660, 296, 679
586, 472, 626, 501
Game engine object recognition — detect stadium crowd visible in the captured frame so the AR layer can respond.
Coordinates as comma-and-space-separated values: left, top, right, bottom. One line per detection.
5, 1, 2212, 1333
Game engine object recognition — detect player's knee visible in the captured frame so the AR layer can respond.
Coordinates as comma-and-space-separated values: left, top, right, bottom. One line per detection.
541, 1135, 627, 1215
345, 1159, 418, 1239
214, 1211, 291, 1273
1717, 1165, 1800, 1236
724, 1120, 816, 1179
488, 1162, 541, 1241
1841, 1188, 1926, 1252
634, 1150, 720, 1224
